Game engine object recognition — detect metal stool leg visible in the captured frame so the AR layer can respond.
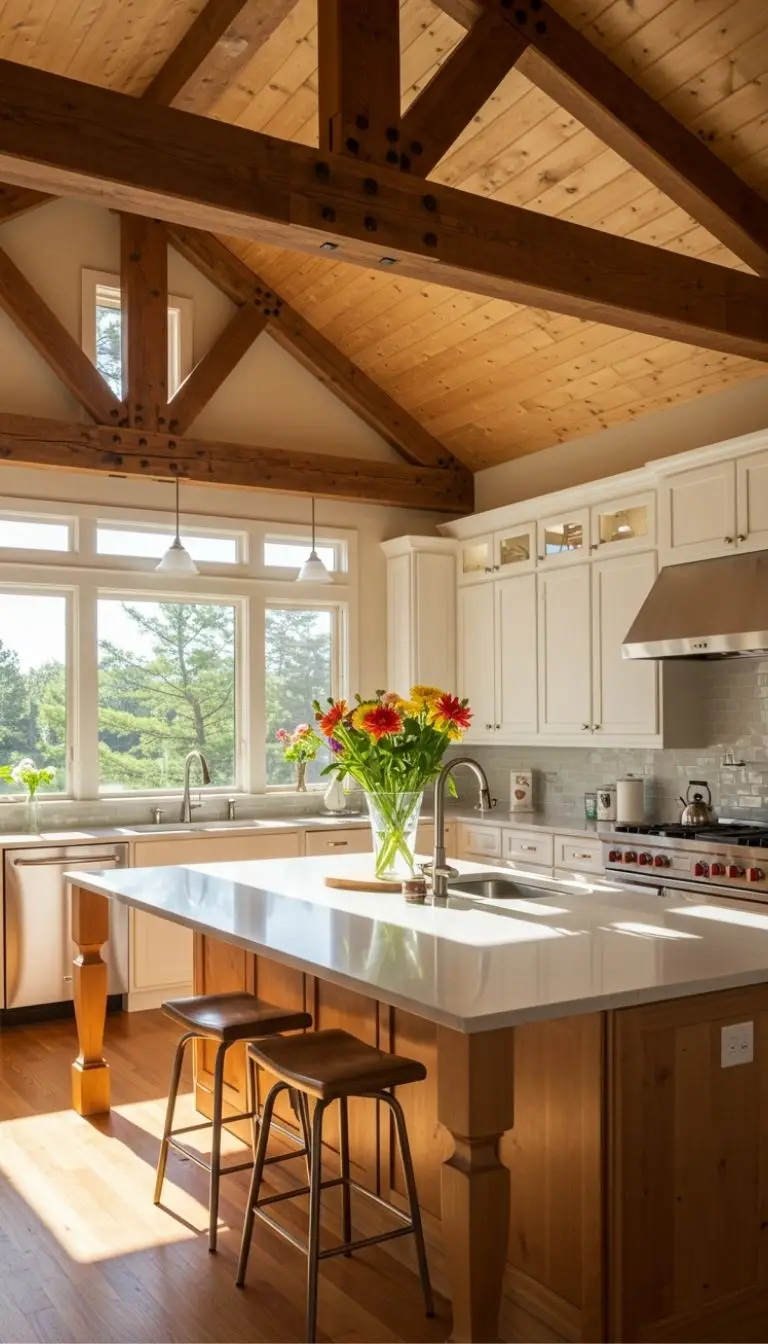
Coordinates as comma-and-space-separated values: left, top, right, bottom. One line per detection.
154, 1031, 194, 1205
246, 1050, 259, 1155
338, 1096, 352, 1255
296, 1090, 313, 1183
306, 1098, 327, 1344
208, 1040, 229, 1253
385, 1092, 434, 1318
236, 1080, 287, 1288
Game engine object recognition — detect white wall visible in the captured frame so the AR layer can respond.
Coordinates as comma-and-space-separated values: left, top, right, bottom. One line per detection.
0, 198, 450, 692
475, 372, 768, 510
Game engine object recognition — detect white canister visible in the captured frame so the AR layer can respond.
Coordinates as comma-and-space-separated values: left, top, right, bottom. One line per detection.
596, 785, 617, 822
616, 775, 645, 825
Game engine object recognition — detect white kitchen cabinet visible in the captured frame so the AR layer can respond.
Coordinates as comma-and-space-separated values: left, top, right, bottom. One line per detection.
736, 447, 768, 552
127, 830, 301, 1010
495, 522, 536, 575
457, 581, 496, 741
659, 460, 736, 563
457, 533, 494, 583
383, 537, 456, 694
537, 507, 589, 566
495, 573, 538, 738
590, 492, 655, 557
538, 562, 592, 738
592, 551, 658, 738
456, 822, 501, 860
305, 827, 371, 856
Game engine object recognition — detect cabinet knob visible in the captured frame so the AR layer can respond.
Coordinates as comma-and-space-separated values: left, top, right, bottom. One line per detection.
493, 565, 500, 571
484, 566, 493, 573
485, 723, 493, 730
724, 536, 734, 544
494, 723, 501, 730
738, 534, 747, 542
582, 723, 590, 731
594, 723, 602, 731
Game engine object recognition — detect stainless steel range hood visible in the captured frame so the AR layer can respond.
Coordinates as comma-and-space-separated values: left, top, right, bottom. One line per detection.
622, 551, 768, 659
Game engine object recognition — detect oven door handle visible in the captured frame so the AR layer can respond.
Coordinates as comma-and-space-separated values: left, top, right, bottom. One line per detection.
11, 856, 122, 868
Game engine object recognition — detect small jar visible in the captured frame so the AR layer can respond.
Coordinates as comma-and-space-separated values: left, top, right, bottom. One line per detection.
584, 791, 597, 820
401, 874, 428, 904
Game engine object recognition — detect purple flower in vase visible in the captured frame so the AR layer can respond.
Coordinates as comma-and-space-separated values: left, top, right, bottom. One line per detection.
328, 737, 343, 754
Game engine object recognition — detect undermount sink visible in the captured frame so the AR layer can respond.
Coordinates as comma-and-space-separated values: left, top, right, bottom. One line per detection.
447, 873, 550, 900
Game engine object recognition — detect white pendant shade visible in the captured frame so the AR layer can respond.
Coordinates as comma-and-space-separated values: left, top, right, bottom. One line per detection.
156, 477, 198, 575
296, 497, 333, 584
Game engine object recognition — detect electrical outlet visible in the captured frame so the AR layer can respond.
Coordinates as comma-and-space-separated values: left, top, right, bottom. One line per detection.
721, 1020, 754, 1068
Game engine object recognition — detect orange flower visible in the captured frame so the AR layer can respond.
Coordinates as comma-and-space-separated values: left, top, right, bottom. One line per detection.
359, 704, 403, 741
429, 694, 472, 740
317, 699, 348, 737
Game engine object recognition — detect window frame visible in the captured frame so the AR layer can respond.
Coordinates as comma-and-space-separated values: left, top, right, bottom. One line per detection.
81, 268, 194, 398
263, 599, 348, 793
0, 581, 75, 799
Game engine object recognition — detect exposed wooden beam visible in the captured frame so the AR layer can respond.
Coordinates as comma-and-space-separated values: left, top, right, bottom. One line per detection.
0, 182, 51, 224
401, 13, 528, 177
1, 61, 768, 359
0, 244, 123, 424
317, 0, 401, 164
120, 215, 168, 430
0, 412, 473, 513
167, 224, 467, 471
168, 303, 267, 433
434, 0, 768, 277
143, 0, 300, 115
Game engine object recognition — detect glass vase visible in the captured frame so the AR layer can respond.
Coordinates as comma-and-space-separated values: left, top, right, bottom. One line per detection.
365, 790, 424, 881
25, 793, 41, 834
296, 761, 308, 792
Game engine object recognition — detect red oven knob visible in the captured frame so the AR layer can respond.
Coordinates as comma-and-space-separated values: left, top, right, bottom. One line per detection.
623, 851, 637, 863
694, 861, 709, 877
748, 867, 765, 882
608, 849, 622, 862
654, 854, 670, 868
710, 862, 725, 877
728, 864, 745, 879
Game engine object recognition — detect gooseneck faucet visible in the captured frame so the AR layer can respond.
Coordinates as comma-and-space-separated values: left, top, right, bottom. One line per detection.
425, 756, 493, 900
181, 749, 211, 822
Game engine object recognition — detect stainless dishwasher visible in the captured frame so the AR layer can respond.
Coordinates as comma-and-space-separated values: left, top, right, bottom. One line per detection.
3, 844, 129, 1011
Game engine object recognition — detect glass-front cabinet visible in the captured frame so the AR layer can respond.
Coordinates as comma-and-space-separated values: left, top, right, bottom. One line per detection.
457, 534, 494, 582
457, 523, 535, 583
537, 508, 589, 565
591, 492, 655, 555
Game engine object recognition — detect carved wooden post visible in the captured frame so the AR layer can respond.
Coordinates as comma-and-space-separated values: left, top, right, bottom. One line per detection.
70, 882, 111, 1116
437, 1025, 515, 1342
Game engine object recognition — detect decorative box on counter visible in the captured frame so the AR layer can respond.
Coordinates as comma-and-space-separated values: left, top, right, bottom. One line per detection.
510, 770, 534, 812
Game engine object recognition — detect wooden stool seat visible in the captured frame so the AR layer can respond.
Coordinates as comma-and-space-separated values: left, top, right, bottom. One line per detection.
162, 991, 311, 1041
247, 1027, 427, 1100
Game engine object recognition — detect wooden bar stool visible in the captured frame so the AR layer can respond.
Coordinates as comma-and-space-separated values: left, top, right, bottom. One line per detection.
235, 1027, 434, 1343
155, 992, 312, 1252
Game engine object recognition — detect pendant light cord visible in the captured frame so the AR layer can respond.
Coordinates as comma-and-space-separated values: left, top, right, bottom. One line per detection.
311, 496, 316, 553
175, 476, 181, 544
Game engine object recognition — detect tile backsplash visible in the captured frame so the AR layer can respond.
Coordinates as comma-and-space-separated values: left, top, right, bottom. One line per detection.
454, 658, 768, 822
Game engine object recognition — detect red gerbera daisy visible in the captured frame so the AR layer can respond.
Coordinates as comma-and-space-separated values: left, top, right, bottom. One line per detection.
429, 693, 472, 739
317, 699, 348, 737
360, 704, 403, 741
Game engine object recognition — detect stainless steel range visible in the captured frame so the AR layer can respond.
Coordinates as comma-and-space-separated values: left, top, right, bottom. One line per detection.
602, 821, 768, 899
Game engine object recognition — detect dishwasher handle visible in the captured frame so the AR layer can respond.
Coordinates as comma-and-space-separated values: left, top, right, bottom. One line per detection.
12, 855, 123, 869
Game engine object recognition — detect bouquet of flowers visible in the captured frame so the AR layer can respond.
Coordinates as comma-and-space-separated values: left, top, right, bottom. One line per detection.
313, 686, 472, 878
276, 722, 325, 792
0, 757, 55, 798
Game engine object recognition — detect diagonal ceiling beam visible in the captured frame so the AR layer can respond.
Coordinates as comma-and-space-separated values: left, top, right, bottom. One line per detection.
168, 302, 268, 433
318, 0, 401, 165
166, 224, 466, 471
433, 0, 768, 277
0, 243, 123, 424
0, 62, 766, 361
401, 11, 528, 177
0, 412, 473, 513
0, 182, 51, 224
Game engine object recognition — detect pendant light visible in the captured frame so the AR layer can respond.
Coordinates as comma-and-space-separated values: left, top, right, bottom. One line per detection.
155, 477, 198, 575
297, 497, 333, 584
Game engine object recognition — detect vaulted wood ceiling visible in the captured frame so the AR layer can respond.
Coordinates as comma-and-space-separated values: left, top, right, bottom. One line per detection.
0, 0, 767, 470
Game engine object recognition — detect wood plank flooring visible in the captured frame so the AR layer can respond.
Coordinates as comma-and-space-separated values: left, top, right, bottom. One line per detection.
0, 1011, 448, 1343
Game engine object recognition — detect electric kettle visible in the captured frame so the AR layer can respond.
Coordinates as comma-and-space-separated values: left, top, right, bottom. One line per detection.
679, 781, 715, 827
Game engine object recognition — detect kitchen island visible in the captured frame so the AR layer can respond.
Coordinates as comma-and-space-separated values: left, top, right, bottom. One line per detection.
68, 854, 768, 1343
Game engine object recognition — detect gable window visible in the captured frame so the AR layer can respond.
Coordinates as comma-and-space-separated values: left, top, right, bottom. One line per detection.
82, 270, 193, 397
0, 590, 69, 795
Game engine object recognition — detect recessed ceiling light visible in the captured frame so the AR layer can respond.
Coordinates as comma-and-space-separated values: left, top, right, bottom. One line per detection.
320, 241, 338, 251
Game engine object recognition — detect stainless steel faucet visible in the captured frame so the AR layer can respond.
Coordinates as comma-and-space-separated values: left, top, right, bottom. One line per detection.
425, 756, 493, 900
180, 750, 211, 822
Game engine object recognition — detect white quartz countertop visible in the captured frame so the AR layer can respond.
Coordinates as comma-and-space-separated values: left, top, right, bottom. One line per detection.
68, 853, 768, 1033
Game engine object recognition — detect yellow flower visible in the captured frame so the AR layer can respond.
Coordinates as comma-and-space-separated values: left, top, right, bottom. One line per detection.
395, 698, 419, 717
409, 685, 443, 712
351, 701, 379, 731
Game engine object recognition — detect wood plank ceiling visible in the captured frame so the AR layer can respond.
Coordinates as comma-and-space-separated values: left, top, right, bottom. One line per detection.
0, 0, 767, 469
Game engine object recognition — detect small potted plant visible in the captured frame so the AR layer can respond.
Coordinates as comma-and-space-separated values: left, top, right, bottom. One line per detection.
276, 723, 325, 792
0, 757, 55, 833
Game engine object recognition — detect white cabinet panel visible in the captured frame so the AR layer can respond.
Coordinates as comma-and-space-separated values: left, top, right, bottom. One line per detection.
661, 460, 736, 563
456, 823, 501, 859
502, 828, 554, 867
538, 564, 591, 737
305, 827, 371, 856
386, 545, 456, 693
495, 573, 538, 737
457, 582, 496, 741
736, 448, 768, 552
592, 551, 658, 738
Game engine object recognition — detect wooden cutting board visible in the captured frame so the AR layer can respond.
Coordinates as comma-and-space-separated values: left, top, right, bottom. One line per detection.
324, 874, 401, 893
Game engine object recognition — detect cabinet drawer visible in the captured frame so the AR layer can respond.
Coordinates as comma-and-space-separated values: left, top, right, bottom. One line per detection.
503, 828, 554, 866
457, 823, 501, 859
555, 836, 603, 874
305, 827, 371, 856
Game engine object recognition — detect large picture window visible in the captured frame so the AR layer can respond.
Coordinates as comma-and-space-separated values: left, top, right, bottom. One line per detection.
265, 607, 336, 787
98, 598, 237, 792
0, 591, 68, 794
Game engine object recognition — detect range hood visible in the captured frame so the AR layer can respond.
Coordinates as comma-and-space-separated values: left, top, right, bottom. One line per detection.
622, 551, 768, 659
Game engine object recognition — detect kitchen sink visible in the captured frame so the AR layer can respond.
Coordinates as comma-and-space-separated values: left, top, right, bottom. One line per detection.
447, 873, 550, 900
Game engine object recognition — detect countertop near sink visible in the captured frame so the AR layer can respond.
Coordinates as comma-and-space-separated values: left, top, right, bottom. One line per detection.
450, 809, 614, 839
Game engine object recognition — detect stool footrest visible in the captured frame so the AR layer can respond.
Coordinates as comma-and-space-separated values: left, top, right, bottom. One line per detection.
249, 1168, 414, 1260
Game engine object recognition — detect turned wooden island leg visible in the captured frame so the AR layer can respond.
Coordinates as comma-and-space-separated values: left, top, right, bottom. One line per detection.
70, 883, 111, 1116
437, 1025, 515, 1343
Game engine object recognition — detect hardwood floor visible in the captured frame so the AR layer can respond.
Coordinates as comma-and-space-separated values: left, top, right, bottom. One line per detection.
0, 1010, 449, 1343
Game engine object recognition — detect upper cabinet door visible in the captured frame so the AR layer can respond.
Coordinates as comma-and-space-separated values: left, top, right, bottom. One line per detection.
494, 522, 536, 575
590, 492, 655, 557
592, 551, 659, 740
457, 582, 496, 741
537, 564, 592, 737
659, 460, 736, 564
457, 534, 494, 584
495, 573, 537, 738
537, 508, 590, 566
736, 448, 768, 553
